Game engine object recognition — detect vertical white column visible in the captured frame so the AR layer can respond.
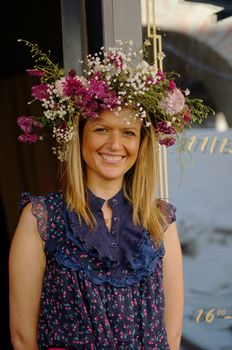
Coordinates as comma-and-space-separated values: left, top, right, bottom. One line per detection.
101, 0, 143, 48
61, 0, 87, 74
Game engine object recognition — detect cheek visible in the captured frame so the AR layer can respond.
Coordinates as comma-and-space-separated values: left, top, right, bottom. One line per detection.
131, 138, 141, 156
81, 135, 102, 162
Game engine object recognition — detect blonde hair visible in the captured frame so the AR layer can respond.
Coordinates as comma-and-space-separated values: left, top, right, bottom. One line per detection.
62, 115, 168, 243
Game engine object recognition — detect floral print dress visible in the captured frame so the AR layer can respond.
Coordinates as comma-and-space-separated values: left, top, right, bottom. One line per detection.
20, 188, 176, 350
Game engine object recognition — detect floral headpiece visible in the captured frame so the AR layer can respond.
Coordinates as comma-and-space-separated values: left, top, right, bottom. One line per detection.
17, 39, 212, 160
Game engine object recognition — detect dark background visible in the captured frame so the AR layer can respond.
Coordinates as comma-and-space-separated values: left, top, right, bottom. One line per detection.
0, 1, 103, 348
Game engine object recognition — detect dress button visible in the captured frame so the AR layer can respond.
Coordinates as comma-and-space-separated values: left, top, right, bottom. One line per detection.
110, 242, 117, 248
111, 230, 117, 236
113, 217, 119, 222
112, 198, 118, 205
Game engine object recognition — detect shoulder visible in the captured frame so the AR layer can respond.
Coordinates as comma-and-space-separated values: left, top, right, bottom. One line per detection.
16, 202, 38, 238
10, 202, 46, 262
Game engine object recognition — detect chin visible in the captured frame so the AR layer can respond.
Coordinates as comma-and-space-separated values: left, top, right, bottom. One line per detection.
100, 173, 124, 181
97, 168, 126, 181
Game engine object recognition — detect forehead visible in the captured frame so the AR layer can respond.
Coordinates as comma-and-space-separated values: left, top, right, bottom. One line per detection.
86, 109, 142, 129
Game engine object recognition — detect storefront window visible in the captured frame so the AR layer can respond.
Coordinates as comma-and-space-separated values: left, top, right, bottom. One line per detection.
141, 1, 232, 349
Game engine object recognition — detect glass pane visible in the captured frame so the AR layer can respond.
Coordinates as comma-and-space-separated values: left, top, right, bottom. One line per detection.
141, 1, 232, 349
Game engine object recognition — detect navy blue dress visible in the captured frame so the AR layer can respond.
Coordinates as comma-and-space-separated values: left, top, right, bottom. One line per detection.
20, 188, 176, 350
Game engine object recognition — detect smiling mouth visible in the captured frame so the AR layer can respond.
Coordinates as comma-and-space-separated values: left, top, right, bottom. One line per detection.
98, 153, 126, 163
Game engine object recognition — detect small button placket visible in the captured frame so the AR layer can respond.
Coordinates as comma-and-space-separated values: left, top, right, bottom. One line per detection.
111, 198, 118, 205
109, 200, 120, 263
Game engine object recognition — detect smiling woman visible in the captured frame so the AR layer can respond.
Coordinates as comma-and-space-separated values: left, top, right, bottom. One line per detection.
8, 41, 190, 350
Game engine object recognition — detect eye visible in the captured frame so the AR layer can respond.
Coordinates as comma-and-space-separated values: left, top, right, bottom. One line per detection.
94, 128, 107, 133
124, 130, 136, 136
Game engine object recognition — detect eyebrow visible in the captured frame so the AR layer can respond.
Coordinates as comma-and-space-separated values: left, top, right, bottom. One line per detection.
91, 123, 140, 131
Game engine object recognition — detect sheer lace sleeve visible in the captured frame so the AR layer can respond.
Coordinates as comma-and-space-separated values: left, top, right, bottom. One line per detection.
20, 192, 48, 241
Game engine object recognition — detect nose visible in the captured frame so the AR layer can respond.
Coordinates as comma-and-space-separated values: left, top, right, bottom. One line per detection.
107, 131, 123, 151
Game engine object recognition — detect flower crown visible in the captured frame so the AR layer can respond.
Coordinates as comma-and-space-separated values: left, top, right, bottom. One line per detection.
17, 39, 212, 161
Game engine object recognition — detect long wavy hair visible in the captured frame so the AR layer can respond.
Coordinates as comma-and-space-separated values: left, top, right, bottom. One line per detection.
62, 114, 168, 243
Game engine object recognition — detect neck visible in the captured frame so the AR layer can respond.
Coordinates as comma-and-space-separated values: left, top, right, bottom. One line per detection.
86, 176, 123, 200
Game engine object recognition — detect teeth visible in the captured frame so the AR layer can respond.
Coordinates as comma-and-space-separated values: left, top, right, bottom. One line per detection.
100, 154, 123, 161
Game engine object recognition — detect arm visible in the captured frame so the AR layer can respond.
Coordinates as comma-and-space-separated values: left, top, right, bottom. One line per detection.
9, 203, 46, 350
163, 221, 184, 350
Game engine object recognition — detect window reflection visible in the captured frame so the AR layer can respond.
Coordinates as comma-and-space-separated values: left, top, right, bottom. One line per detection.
141, 2, 232, 350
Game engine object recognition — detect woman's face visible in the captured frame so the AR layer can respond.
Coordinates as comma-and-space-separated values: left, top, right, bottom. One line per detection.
81, 109, 142, 186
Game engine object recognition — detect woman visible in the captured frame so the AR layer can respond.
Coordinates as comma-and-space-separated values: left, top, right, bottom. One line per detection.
9, 107, 183, 350
9, 39, 210, 349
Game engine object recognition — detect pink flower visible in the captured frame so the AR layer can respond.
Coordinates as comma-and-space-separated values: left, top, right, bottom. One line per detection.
17, 116, 34, 133
183, 114, 191, 123
83, 109, 99, 119
18, 133, 38, 143
26, 69, 44, 77
168, 80, 176, 90
32, 83, 50, 101
159, 137, 176, 147
62, 73, 87, 97
156, 121, 175, 135
159, 88, 185, 115
156, 70, 165, 81
146, 76, 156, 85
68, 69, 76, 78
82, 78, 118, 116
17, 116, 44, 132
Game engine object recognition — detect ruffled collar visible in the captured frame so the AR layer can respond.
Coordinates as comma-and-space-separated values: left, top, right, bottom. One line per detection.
64, 187, 134, 267
44, 189, 165, 286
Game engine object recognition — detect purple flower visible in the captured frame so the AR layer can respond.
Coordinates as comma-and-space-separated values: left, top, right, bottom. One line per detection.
91, 71, 104, 81
168, 80, 176, 91
83, 110, 99, 118
183, 114, 191, 123
17, 116, 44, 144
17, 116, 34, 133
82, 79, 119, 116
26, 69, 44, 77
18, 133, 38, 143
156, 70, 165, 81
32, 83, 50, 101
146, 76, 156, 85
159, 137, 176, 147
88, 79, 107, 96
99, 91, 119, 110
62, 75, 86, 97
83, 80, 106, 108
68, 69, 77, 78
156, 121, 175, 135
